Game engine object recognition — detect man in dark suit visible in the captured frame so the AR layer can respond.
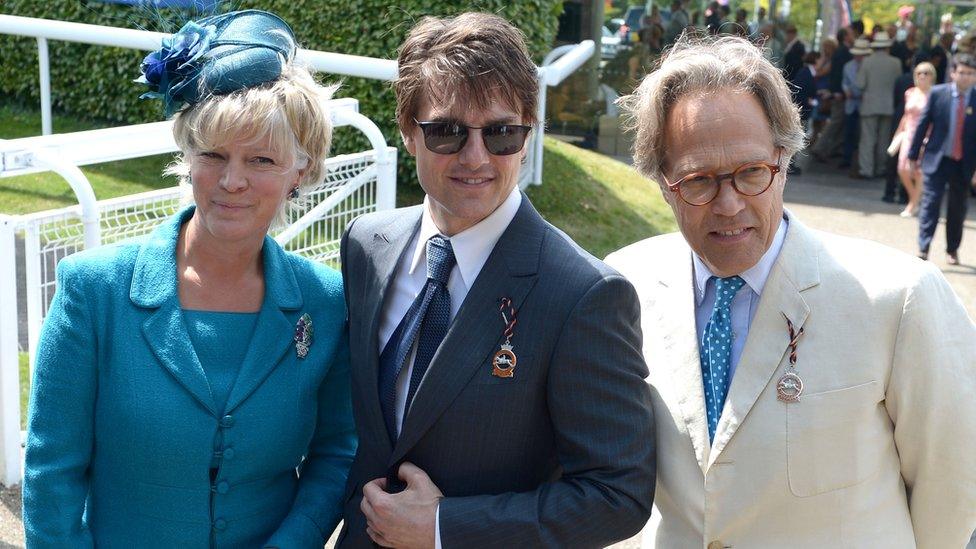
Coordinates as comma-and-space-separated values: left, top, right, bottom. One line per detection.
909, 53, 976, 265
337, 12, 656, 548
793, 52, 817, 122
782, 24, 806, 83
930, 31, 955, 83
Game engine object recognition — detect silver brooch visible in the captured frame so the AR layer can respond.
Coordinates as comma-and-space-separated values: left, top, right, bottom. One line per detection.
294, 313, 313, 359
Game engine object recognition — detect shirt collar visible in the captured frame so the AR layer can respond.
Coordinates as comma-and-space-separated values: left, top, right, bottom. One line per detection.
409, 187, 522, 289
952, 83, 972, 101
693, 216, 789, 305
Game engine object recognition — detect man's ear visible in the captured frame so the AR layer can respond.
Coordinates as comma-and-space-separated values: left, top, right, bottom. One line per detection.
401, 126, 418, 157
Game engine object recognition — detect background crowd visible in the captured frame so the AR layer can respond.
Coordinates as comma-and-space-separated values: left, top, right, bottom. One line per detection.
584, 2, 976, 265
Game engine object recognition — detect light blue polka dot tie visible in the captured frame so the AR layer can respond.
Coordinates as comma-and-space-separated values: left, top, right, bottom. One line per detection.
701, 275, 746, 442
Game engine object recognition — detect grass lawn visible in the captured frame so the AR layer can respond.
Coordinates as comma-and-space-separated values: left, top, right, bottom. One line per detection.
531, 137, 674, 258
0, 104, 176, 214
19, 353, 28, 430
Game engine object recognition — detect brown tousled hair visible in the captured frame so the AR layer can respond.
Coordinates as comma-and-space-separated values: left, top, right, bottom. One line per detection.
394, 12, 539, 130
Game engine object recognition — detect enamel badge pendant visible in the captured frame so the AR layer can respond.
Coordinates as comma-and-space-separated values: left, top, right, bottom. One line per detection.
492, 343, 517, 378
492, 297, 518, 378
294, 313, 313, 359
776, 315, 805, 402
776, 372, 803, 402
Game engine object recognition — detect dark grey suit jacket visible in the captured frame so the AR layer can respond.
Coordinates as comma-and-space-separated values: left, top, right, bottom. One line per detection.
337, 195, 655, 548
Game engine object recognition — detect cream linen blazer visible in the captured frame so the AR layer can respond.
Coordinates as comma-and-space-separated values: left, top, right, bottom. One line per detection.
606, 215, 976, 549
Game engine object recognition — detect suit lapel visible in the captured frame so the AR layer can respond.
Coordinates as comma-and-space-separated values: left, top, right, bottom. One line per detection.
653, 245, 713, 472
708, 216, 819, 467
965, 88, 975, 133
358, 209, 422, 455
142, 303, 218, 415
224, 237, 302, 412
132, 208, 217, 416
391, 198, 542, 464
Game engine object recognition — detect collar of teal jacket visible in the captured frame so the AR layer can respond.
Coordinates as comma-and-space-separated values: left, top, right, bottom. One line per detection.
127, 205, 303, 311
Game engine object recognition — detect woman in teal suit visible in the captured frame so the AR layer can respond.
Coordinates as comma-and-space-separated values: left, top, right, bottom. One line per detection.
23, 11, 356, 548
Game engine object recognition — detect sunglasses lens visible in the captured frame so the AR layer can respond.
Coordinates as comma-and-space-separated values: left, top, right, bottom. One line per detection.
483, 125, 530, 155
422, 123, 466, 154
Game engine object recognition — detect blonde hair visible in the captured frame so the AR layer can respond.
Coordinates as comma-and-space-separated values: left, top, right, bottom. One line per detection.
914, 61, 937, 84
619, 34, 805, 186
167, 63, 337, 224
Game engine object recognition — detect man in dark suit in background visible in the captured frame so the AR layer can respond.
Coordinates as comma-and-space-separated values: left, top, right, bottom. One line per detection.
782, 24, 806, 83
909, 53, 976, 265
930, 31, 956, 83
337, 12, 655, 549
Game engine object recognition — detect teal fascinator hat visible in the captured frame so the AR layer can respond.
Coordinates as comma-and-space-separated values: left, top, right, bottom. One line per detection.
136, 10, 297, 116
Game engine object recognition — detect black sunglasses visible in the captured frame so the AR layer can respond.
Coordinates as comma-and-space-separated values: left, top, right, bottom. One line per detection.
413, 118, 532, 156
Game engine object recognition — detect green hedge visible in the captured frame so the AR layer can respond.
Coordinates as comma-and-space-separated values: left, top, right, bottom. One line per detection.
0, 0, 564, 187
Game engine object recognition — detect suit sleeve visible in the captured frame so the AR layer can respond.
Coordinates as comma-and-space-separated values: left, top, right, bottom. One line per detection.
884, 265, 976, 548
909, 89, 934, 160
266, 324, 357, 548
438, 275, 656, 548
22, 258, 96, 548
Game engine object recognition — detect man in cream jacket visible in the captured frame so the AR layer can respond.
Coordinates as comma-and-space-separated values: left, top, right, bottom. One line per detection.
609, 34, 976, 548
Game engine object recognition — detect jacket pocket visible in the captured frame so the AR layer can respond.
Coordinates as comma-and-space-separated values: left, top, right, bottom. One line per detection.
787, 380, 884, 497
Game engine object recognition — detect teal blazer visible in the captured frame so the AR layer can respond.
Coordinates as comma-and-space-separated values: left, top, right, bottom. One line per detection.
23, 207, 356, 548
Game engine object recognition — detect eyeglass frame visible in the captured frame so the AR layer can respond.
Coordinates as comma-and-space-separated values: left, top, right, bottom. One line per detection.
411, 117, 533, 156
663, 148, 784, 206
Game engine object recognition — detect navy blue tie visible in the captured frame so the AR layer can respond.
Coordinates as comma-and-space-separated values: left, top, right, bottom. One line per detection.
378, 236, 455, 443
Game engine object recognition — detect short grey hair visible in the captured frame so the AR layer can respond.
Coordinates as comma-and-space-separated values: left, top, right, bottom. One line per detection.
619, 34, 805, 185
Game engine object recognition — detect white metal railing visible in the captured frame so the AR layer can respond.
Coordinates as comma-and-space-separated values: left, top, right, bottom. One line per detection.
0, 97, 395, 486
0, 14, 594, 188
0, 216, 20, 490
531, 41, 595, 186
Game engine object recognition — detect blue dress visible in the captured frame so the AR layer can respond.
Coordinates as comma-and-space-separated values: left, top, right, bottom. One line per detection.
183, 310, 258, 414
23, 207, 356, 548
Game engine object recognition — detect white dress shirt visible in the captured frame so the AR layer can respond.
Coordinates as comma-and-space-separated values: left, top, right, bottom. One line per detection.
377, 188, 522, 548
693, 216, 788, 381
